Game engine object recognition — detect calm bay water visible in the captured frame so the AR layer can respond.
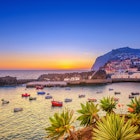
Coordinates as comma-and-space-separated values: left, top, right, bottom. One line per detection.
0, 71, 140, 140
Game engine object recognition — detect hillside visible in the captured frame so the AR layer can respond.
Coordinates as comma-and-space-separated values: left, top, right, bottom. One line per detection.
91, 47, 140, 71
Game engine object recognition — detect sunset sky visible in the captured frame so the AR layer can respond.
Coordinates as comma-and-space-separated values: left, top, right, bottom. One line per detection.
0, 0, 140, 70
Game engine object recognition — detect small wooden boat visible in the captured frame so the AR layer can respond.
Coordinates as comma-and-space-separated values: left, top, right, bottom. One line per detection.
114, 92, 121, 95
45, 95, 53, 99
129, 95, 134, 99
22, 93, 30, 97
88, 98, 97, 102
51, 101, 63, 107
64, 98, 72, 102
1, 99, 9, 104
79, 94, 85, 98
37, 91, 46, 95
14, 108, 23, 112
29, 97, 37, 100
36, 85, 44, 90
131, 92, 140, 95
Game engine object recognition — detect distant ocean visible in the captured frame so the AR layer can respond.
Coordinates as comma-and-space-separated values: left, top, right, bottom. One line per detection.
0, 70, 89, 79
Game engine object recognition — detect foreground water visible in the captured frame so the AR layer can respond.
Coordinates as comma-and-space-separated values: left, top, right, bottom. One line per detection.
0, 82, 140, 140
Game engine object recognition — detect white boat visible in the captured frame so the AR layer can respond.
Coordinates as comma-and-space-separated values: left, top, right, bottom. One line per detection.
1, 99, 9, 104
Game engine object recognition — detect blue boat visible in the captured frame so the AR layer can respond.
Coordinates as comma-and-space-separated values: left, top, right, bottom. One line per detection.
45, 95, 53, 99
37, 91, 46, 95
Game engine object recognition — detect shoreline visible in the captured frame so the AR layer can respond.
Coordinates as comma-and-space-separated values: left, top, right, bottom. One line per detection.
1, 75, 140, 87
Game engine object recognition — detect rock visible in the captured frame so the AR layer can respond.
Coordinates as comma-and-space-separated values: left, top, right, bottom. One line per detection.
0, 76, 17, 86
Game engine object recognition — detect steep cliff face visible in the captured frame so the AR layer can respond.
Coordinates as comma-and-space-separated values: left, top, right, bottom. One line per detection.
91, 47, 140, 71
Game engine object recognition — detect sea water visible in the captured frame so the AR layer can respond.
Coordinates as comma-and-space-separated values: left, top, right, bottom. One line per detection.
0, 70, 140, 139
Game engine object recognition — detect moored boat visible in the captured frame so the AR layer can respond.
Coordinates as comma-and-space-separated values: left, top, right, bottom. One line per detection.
131, 92, 140, 95
14, 108, 23, 112
51, 101, 63, 107
79, 94, 85, 98
29, 97, 37, 100
114, 92, 121, 95
109, 88, 114, 91
45, 95, 53, 99
64, 98, 72, 102
96, 91, 102, 94
88, 98, 97, 102
22, 93, 30, 97
37, 91, 46, 95
129, 95, 134, 99
1, 99, 9, 104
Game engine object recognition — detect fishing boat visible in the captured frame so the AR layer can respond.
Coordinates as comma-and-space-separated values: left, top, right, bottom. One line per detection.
109, 88, 114, 91
96, 91, 102, 94
64, 98, 72, 102
129, 95, 134, 99
29, 97, 37, 100
14, 108, 23, 112
22, 93, 30, 97
88, 98, 97, 102
114, 92, 121, 95
79, 94, 85, 98
51, 101, 63, 107
45, 95, 53, 99
131, 92, 140, 95
1, 99, 9, 104
37, 91, 46, 95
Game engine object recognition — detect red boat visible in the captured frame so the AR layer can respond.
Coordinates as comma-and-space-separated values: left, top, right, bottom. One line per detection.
22, 93, 30, 97
51, 101, 63, 107
36, 85, 44, 90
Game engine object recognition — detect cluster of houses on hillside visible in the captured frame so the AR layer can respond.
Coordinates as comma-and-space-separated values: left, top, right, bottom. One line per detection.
102, 56, 140, 79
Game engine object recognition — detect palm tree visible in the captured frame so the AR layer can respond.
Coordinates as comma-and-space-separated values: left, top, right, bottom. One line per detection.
100, 96, 117, 114
77, 102, 99, 126
45, 109, 75, 140
93, 113, 140, 140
